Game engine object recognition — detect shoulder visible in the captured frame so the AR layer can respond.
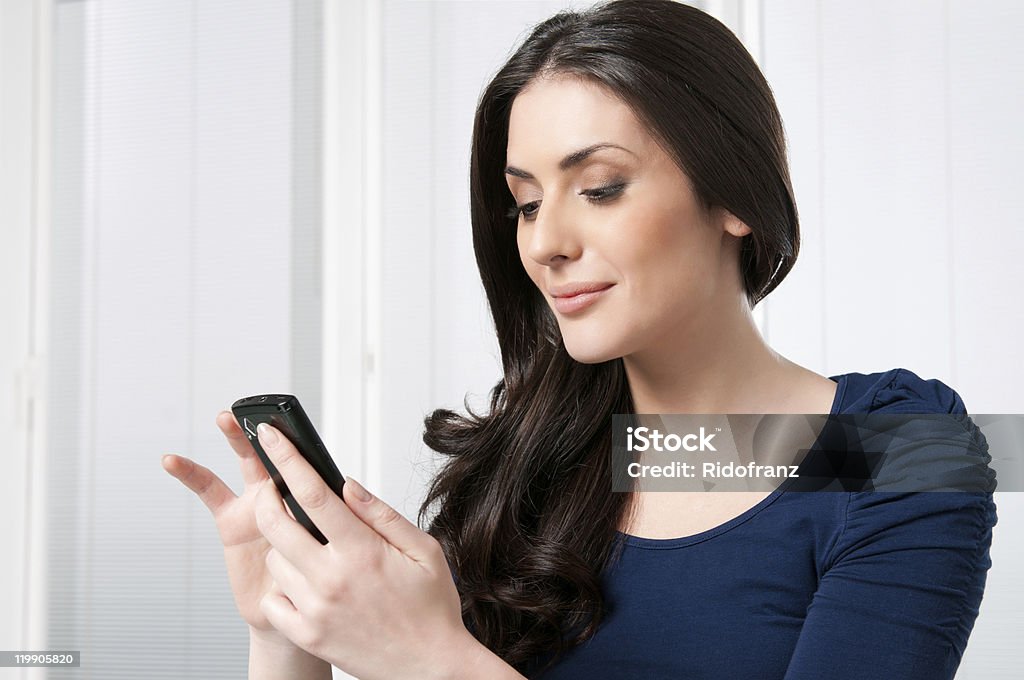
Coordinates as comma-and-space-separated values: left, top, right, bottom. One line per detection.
825, 366, 997, 556
836, 367, 967, 415
822, 367, 995, 495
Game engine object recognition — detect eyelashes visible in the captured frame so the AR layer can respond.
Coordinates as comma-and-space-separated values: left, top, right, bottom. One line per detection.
505, 182, 628, 222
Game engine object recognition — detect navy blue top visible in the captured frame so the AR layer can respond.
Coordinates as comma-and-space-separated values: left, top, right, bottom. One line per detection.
526, 368, 998, 679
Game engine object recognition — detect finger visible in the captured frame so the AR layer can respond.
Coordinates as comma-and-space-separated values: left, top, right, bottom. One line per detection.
256, 423, 364, 544
265, 548, 315, 611
268, 578, 287, 599
162, 454, 236, 516
254, 477, 325, 570
342, 477, 440, 564
216, 410, 271, 487
260, 588, 304, 647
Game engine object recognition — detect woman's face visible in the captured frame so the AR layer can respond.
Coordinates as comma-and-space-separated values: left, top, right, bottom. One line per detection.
505, 73, 750, 364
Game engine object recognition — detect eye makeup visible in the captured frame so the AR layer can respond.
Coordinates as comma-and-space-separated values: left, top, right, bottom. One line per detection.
505, 181, 628, 221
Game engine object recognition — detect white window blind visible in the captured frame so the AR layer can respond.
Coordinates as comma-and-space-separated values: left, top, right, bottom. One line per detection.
44, 0, 322, 676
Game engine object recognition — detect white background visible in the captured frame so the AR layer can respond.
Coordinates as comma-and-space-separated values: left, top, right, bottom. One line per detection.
1, 0, 1021, 678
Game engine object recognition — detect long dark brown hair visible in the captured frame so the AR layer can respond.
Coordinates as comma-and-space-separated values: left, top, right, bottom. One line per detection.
417, 0, 799, 674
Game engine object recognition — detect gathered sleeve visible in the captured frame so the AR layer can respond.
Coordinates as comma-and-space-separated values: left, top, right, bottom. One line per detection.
783, 369, 998, 679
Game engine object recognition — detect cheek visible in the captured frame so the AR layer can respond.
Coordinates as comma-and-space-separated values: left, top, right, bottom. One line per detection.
608, 210, 689, 282
517, 243, 544, 290
610, 213, 712, 311
515, 231, 529, 271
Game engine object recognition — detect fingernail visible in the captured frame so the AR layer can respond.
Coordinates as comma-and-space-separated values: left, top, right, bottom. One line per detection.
257, 422, 279, 447
347, 477, 372, 502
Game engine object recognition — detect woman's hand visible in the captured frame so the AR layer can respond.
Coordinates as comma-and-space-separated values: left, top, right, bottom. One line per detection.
249, 421, 483, 680
161, 411, 288, 637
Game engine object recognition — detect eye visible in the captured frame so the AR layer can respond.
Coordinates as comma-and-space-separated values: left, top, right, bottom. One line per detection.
505, 200, 540, 221
505, 182, 628, 222
581, 182, 626, 202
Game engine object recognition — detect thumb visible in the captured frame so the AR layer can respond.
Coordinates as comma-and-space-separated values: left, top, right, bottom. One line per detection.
343, 477, 435, 563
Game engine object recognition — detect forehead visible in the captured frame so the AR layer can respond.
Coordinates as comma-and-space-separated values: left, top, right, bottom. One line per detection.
507, 74, 650, 160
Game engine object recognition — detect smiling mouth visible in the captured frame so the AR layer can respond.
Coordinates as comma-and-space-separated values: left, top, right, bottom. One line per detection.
551, 284, 615, 314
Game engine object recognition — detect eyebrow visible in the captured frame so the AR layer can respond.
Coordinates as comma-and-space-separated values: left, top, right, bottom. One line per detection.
504, 142, 637, 179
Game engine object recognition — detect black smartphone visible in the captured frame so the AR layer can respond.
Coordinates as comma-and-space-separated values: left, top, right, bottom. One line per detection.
230, 394, 346, 545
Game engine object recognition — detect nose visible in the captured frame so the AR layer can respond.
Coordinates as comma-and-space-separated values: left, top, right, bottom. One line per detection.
521, 195, 583, 266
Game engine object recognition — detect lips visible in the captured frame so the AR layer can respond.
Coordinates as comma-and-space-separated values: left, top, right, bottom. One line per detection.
550, 283, 615, 314
549, 282, 615, 298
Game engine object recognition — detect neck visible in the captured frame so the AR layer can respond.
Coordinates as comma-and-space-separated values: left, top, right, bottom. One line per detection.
623, 294, 795, 414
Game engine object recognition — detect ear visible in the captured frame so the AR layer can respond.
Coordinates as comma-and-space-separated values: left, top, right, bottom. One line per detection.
719, 208, 752, 238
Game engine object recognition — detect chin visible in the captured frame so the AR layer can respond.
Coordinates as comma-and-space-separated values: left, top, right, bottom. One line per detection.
561, 338, 621, 365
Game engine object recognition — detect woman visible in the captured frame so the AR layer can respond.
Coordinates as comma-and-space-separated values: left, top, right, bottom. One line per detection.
162, 1, 997, 678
